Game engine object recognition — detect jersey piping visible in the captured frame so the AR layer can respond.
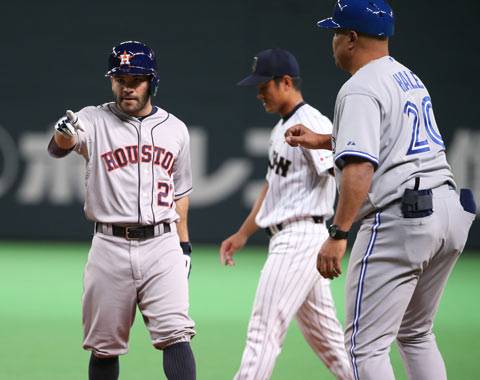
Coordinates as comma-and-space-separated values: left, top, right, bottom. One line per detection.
150, 114, 171, 224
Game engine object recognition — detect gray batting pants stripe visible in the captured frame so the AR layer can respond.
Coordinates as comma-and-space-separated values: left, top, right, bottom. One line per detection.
349, 212, 381, 380
344, 185, 475, 380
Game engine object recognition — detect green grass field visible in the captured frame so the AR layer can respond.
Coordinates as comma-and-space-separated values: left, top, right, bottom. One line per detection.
1, 242, 479, 379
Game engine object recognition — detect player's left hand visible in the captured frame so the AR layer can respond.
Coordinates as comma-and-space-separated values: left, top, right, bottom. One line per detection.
317, 238, 347, 280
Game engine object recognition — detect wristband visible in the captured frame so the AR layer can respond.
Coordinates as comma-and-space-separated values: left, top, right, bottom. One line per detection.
180, 242, 192, 255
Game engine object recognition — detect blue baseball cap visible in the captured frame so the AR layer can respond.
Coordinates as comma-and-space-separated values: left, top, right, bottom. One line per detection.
317, 0, 395, 38
237, 48, 300, 86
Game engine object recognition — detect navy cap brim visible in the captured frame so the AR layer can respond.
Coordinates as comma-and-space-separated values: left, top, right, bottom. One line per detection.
237, 74, 274, 86
317, 17, 341, 30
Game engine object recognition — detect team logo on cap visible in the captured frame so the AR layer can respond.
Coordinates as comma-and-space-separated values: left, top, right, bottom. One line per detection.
337, 0, 348, 11
366, 2, 388, 16
252, 56, 258, 73
119, 51, 131, 65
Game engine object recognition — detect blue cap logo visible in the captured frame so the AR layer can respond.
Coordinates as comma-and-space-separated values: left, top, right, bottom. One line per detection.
337, 0, 348, 11
317, 0, 395, 38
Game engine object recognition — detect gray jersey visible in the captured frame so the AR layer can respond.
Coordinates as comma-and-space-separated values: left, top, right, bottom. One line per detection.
332, 56, 455, 220
256, 103, 336, 228
69, 102, 192, 224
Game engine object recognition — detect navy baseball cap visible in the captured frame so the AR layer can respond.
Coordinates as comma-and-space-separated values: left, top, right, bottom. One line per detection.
317, 0, 395, 38
237, 48, 300, 86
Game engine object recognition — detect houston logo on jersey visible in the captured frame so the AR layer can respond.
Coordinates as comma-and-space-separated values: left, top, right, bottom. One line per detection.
101, 145, 175, 174
268, 150, 292, 177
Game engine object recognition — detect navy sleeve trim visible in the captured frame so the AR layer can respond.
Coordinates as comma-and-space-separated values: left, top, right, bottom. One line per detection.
174, 187, 193, 199
335, 150, 379, 169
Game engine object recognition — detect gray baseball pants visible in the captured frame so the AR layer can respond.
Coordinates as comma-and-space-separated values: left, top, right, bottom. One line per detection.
82, 224, 195, 358
344, 184, 475, 380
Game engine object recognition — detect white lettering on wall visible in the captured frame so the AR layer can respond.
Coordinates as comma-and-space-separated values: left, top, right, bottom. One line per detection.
4, 125, 478, 220
17, 131, 85, 204
189, 128, 253, 207
0, 125, 20, 197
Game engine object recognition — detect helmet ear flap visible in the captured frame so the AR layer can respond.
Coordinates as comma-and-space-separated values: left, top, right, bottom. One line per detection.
150, 75, 159, 96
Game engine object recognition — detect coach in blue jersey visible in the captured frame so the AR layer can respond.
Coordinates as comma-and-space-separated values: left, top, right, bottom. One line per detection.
285, 1, 476, 379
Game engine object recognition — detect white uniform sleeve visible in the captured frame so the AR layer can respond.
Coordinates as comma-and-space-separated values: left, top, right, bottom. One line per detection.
334, 94, 381, 170
301, 113, 334, 175
303, 148, 334, 175
173, 128, 193, 199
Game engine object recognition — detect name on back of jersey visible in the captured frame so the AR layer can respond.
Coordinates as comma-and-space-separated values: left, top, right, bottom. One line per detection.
392, 70, 425, 93
101, 144, 175, 175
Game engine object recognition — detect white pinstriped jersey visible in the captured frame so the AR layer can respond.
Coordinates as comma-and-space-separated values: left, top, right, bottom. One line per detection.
255, 103, 335, 228
333, 56, 455, 220
67, 102, 192, 224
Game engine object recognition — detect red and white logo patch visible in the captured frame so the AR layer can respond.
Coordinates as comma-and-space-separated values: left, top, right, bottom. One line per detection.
119, 51, 131, 65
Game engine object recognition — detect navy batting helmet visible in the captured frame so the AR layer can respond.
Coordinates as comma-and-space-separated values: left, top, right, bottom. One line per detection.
106, 41, 159, 96
317, 0, 395, 38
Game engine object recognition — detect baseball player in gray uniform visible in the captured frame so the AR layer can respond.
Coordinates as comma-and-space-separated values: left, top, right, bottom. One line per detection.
47, 41, 196, 380
285, 1, 477, 379
220, 48, 353, 380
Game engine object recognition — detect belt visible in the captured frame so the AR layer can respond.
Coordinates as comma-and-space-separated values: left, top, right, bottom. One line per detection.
265, 216, 324, 237
95, 222, 171, 240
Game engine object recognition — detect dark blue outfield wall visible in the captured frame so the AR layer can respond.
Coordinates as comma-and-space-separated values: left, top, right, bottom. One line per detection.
1, 0, 479, 248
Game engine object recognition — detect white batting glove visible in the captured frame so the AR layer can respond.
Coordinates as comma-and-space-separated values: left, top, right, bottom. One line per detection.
55, 110, 85, 137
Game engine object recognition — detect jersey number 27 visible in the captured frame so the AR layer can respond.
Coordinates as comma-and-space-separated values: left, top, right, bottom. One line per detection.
404, 96, 444, 156
157, 181, 173, 207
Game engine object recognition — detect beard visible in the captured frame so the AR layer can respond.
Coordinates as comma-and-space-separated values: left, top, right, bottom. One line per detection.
114, 91, 151, 116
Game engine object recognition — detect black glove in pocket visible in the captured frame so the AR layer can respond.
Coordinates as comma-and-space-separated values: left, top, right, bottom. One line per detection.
401, 189, 433, 218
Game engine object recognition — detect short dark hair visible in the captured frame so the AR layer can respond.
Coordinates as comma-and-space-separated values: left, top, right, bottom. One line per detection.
273, 76, 302, 90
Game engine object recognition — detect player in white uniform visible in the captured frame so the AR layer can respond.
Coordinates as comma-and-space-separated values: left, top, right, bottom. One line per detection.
285, 1, 476, 379
220, 48, 353, 380
47, 41, 196, 380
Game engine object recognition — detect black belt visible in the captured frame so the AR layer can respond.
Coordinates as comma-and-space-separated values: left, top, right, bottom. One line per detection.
265, 216, 324, 237
95, 222, 171, 240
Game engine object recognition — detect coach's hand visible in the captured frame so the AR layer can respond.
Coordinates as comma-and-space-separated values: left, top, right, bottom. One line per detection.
317, 238, 347, 280
284, 124, 332, 150
220, 232, 248, 266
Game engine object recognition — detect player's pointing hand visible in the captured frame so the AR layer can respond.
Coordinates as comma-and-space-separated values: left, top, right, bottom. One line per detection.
55, 109, 85, 138
66, 110, 85, 132
220, 232, 248, 266
284, 124, 332, 150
